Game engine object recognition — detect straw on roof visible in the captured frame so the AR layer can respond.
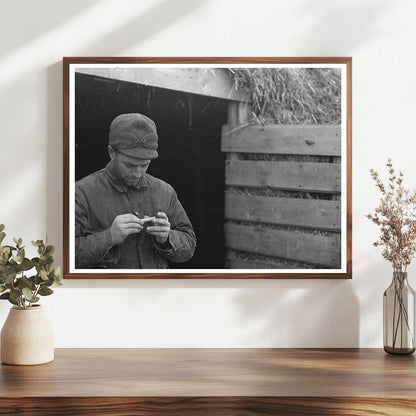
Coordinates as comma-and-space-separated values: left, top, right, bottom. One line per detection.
228, 68, 341, 125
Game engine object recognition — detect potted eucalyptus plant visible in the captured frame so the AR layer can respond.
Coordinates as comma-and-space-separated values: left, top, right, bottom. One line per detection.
0, 224, 62, 365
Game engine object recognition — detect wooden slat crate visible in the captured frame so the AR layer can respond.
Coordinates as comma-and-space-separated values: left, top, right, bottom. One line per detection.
222, 124, 342, 269
225, 194, 341, 231
225, 223, 341, 268
225, 160, 341, 193
222, 125, 341, 156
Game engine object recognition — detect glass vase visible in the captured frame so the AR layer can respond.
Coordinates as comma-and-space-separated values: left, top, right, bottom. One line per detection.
383, 271, 415, 355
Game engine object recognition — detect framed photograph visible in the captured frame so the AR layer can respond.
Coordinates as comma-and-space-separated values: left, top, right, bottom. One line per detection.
63, 57, 352, 279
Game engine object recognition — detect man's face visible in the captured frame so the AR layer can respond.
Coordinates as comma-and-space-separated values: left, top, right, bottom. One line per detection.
109, 147, 151, 187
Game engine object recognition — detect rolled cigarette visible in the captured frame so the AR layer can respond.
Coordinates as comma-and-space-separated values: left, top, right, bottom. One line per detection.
142, 216, 155, 223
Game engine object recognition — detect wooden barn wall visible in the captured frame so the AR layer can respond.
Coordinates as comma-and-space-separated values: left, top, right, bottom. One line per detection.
221, 124, 342, 269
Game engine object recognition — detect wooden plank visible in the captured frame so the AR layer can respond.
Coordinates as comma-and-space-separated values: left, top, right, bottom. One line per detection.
224, 223, 341, 267
227, 102, 239, 127
4, 347, 416, 415
222, 125, 341, 156
225, 160, 341, 193
225, 194, 341, 230
2, 348, 416, 397
2, 397, 416, 416
76, 68, 251, 102
3, 348, 416, 396
227, 103, 252, 127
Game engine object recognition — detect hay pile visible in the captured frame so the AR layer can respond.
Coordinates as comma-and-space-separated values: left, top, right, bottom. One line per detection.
228, 68, 341, 125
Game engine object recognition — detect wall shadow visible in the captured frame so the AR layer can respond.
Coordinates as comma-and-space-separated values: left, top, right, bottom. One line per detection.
46, 62, 63, 264
231, 280, 360, 347
0, 0, 101, 56
289, 0, 393, 52
81, 0, 204, 55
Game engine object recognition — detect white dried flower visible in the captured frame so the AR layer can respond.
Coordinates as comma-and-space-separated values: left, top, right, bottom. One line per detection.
366, 159, 416, 272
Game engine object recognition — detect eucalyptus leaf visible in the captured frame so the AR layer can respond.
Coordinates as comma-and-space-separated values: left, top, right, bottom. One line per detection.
53, 267, 63, 285
0, 253, 8, 266
34, 275, 43, 285
49, 266, 62, 281
9, 288, 21, 301
45, 245, 55, 256
17, 276, 35, 290
38, 287, 53, 296
0, 224, 5, 232
37, 256, 53, 266
9, 264, 21, 275
13, 237, 23, 249
43, 277, 54, 287
2, 271, 16, 285
0, 285, 6, 294
21, 258, 34, 271
17, 248, 25, 263
0, 232, 5, 244
3, 245, 17, 251
0, 292, 9, 299
22, 287, 34, 301
8, 297, 18, 306
39, 270, 48, 281
0, 246, 10, 255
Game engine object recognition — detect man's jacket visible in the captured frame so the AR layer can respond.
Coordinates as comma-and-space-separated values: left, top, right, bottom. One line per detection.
75, 162, 196, 269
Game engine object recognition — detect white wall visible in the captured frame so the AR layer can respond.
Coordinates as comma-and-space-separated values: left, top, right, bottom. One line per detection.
1, 0, 415, 348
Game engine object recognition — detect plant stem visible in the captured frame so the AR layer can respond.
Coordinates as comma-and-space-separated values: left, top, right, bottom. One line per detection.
391, 275, 415, 350
392, 285, 397, 347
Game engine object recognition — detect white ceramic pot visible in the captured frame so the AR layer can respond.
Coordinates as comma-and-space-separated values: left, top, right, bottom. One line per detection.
1, 305, 54, 365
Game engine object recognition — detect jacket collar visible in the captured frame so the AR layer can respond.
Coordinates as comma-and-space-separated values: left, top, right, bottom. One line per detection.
104, 160, 149, 193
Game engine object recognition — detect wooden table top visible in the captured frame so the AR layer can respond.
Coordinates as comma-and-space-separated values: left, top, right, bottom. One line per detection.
1, 348, 415, 398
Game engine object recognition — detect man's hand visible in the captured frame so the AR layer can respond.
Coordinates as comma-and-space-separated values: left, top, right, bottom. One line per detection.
146, 212, 171, 244
110, 214, 144, 246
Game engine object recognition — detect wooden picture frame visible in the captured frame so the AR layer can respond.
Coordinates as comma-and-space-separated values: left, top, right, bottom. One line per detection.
63, 57, 352, 279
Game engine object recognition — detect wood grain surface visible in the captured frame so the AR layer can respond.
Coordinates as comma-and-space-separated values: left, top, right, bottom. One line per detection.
221, 125, 341, 156
1, 349, 416, 415
225, 223, 341, 267
225, 160, 341, 193
225, 194, 341, 231
76, 67, 251, 103
1, 397, 416, 416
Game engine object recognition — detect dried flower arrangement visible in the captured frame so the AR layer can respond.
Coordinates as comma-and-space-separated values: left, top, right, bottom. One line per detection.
366, 159, 416, 272
367, 159, 416, 354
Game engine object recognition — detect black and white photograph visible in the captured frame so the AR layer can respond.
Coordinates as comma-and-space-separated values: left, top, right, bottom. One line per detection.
63, 58, 352, 279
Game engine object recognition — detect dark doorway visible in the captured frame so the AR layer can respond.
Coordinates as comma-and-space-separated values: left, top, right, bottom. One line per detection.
75, 73, 228, 268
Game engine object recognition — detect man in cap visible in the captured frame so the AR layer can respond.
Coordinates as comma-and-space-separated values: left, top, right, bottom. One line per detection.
75, 113, 196, 269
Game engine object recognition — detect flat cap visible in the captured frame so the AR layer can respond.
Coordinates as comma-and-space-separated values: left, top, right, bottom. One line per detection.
109, 113, 158, 159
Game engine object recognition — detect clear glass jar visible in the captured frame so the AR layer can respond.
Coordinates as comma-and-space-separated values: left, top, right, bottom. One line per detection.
383, 271, 415, 355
